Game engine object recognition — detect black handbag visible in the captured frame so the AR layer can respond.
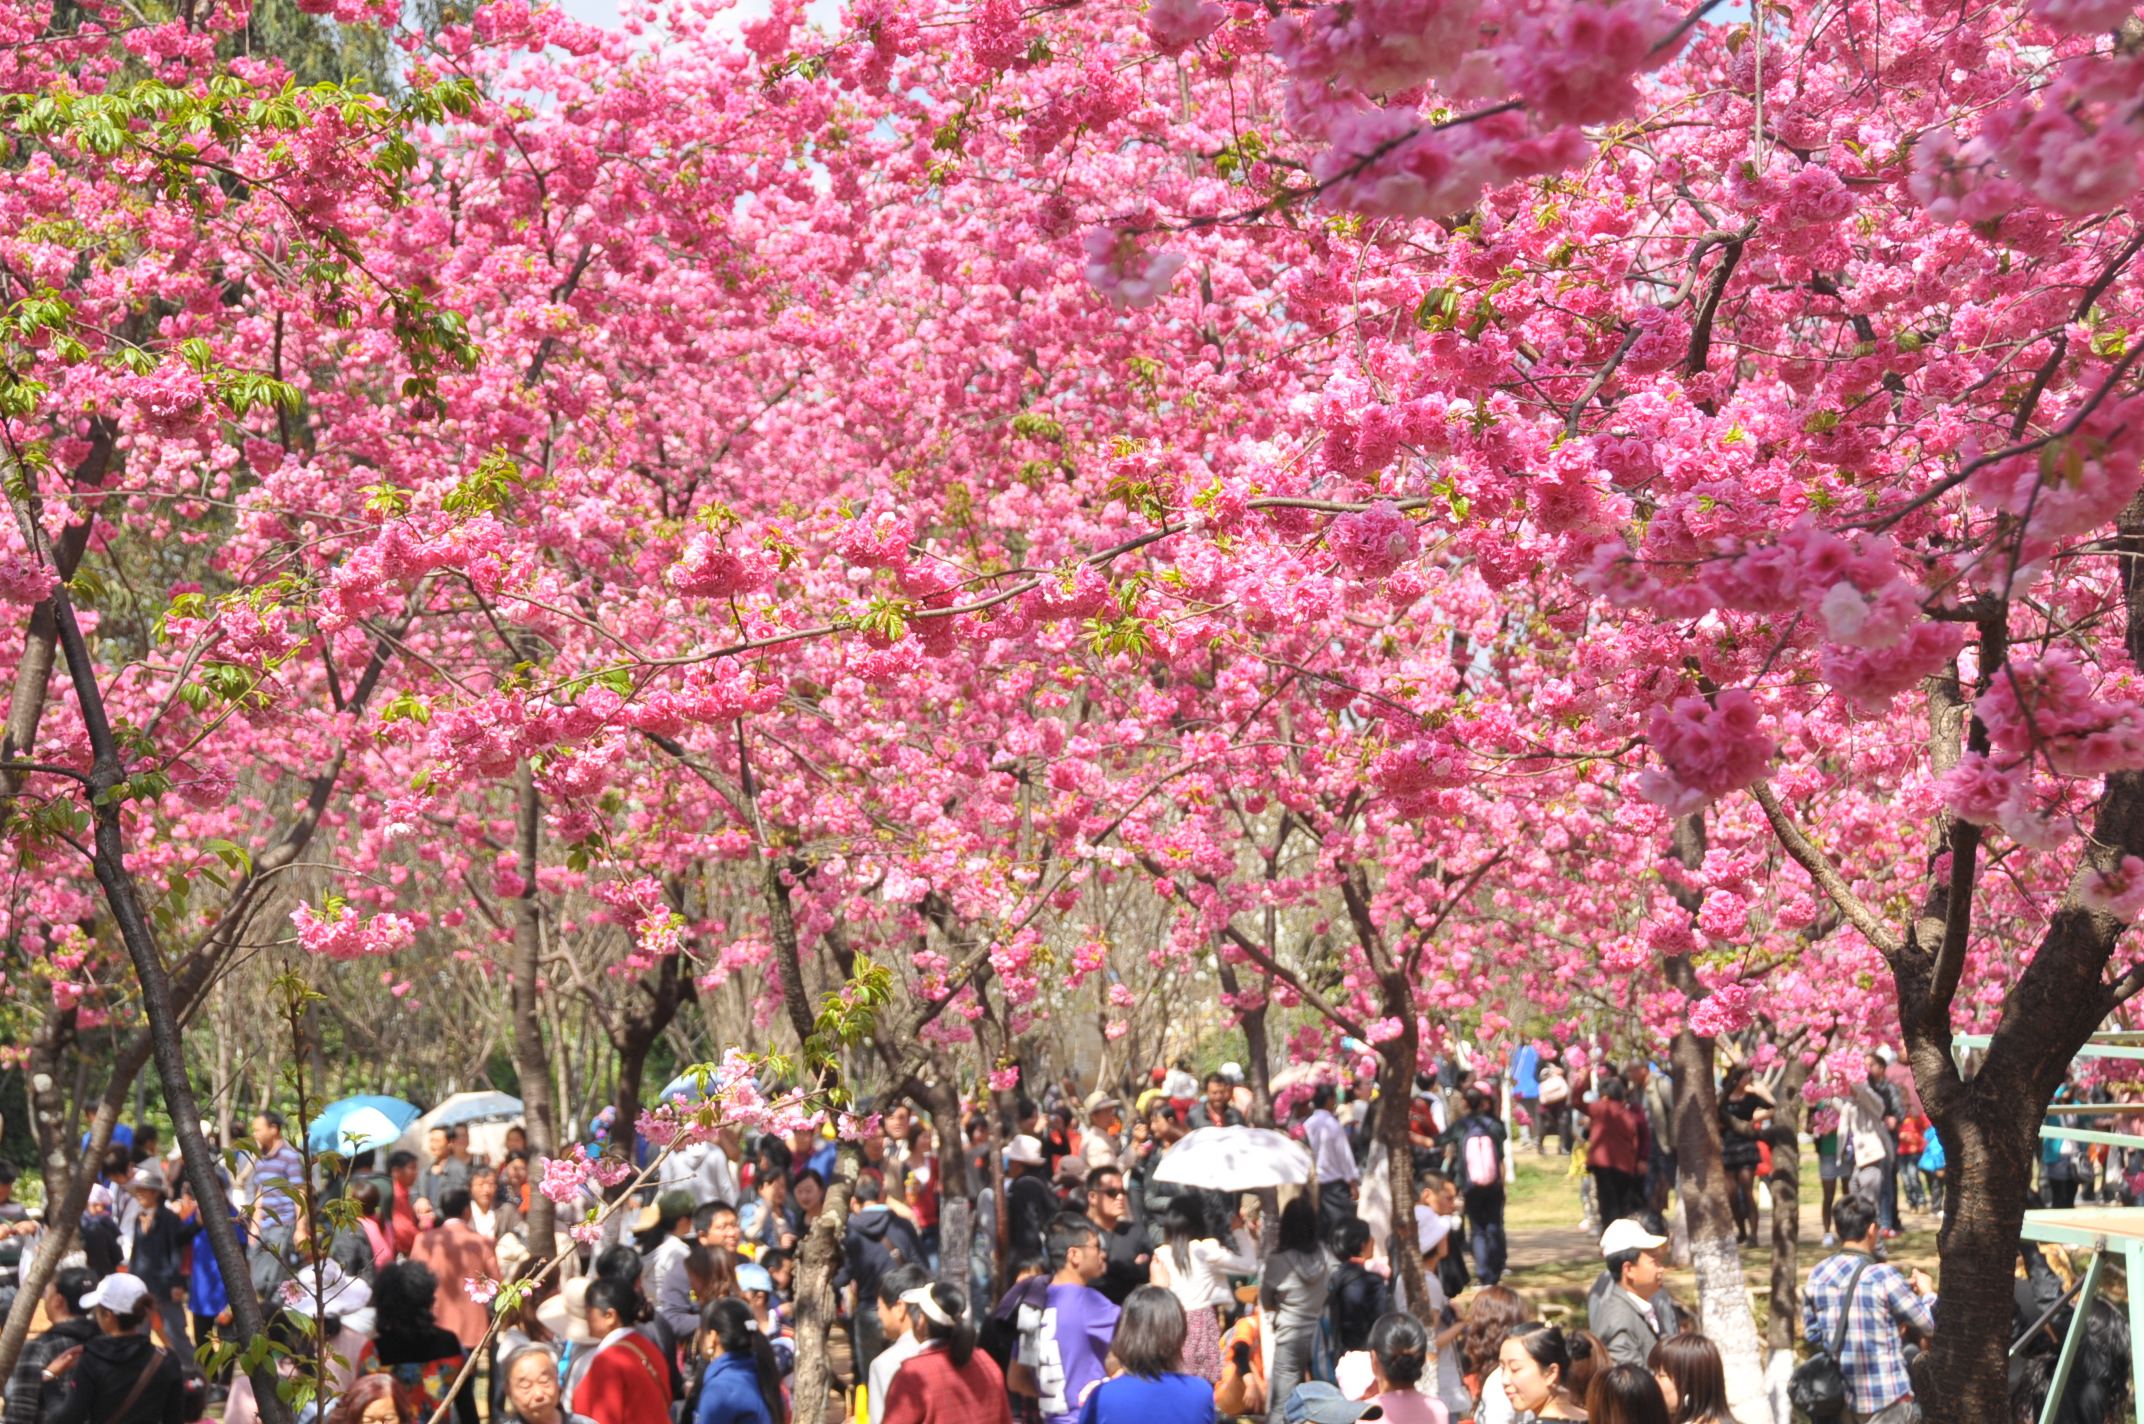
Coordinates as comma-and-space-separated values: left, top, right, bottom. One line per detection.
1791, 1257, 1875, 1422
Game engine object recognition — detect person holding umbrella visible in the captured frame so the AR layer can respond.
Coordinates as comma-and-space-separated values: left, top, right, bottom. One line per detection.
1149, 1196, 1257, 1380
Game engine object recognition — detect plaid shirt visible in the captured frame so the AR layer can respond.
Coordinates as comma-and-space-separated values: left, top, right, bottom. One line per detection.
1802, 1250, 1936, 1414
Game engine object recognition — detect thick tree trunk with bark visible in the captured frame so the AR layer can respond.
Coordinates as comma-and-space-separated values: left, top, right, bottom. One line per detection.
1666, 1015, 1766, 1416
1376, 978, 1427, 1316
510, 763, 560, 1259
607, 951, 688, 1170
25, 1007, 76, 1208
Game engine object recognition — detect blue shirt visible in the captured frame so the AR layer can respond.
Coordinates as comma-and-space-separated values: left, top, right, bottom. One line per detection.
1801, 1250, 1936, 1415
696, 1353, 774, 1424
1076, 1373, 1215, 1424
1512, 1045, 1540, 1097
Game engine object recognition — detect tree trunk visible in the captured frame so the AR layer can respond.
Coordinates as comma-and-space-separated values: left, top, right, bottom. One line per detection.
25, 1007, 76, 1208
1763, 1050, 1813, 1424
0, 1043, 145, 1383
912, 1076, 973, 1295
44, 578, 292, 1424
1217, 957, 1274, 1126
608, 952, 687, 1171
1377, 979, 1427, 1315
510, 763, 559, 1259
1667, 1018, 1765, 1418
794, 1139, 857, 1424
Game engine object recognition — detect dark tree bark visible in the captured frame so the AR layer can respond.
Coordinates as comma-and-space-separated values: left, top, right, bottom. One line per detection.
605, 945, 690, 1170
46, 581, 293, 1424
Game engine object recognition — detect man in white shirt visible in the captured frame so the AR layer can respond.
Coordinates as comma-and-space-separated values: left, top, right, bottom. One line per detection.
866, 1264, 932, 1424
1305, 1083, 1361, 1235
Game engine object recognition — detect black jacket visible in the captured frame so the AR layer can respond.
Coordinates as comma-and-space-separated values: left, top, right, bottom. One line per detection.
130, 1207, 199, 1296
840, 1205, 927, 1300
48, 1332, 183, 1424
1328, 1262, 1391, 1353
1094, 1219, 1149, 1307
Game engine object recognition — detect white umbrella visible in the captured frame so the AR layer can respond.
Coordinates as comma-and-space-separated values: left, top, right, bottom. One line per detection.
1154, 1126, 1314, 1192
336, 1105, 409, 1156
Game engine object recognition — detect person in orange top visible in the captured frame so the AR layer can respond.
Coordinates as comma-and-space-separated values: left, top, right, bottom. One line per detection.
569, 1276, 674, 1424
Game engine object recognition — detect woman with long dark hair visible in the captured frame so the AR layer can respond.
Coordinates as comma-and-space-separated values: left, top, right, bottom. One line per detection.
693, 1299, 785, 1424
1150, 1196, 1258, 1380
356, 1261, 478, 1424
1716, 1067, 1764, 1246
1645, 1334, 1732, 1424
880, 1281, 1012, 1424
1260, 1195, 1335, 1424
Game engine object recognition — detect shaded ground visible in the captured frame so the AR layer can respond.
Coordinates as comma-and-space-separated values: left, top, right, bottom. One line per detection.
1486, 1151, 1942, 1333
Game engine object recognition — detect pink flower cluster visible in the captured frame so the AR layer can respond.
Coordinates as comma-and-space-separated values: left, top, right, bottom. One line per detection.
1976, 647, 2144, 777
291, 901, 417, 961
1634, 690, 1775, 815
1327, 500, 1420, 579
1144, 0, 1223, 54
1083, 230, 1187, 309
670, 533, 776, 600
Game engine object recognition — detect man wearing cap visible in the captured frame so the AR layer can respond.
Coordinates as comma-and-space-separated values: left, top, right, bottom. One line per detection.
126, 1166, 200, 1365
1588, 1218, 1681, 1369
1283, 1380, 1385, 1424
1004, 1134, 1059, 1263
4, 1265, 98, 1423
1080, 1093, 1123, 1172
42, 1272, 187, 1423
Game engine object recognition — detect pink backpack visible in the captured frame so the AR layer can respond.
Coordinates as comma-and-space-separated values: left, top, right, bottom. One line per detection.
1465, 1131, 1500, 1188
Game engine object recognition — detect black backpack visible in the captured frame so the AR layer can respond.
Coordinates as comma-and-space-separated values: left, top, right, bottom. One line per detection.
1791, 1256, 1875, 1422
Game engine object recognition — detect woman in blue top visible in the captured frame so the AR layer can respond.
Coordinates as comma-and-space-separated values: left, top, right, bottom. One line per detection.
1078, 1286, 1214, 1424
695, 1298, 789, 1424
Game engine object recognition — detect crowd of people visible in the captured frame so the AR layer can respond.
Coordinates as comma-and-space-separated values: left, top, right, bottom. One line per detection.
0, 1044, 2133, 1424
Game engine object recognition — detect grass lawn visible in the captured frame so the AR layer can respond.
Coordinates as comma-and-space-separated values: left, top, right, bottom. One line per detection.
1483, 1151, 1942, 1333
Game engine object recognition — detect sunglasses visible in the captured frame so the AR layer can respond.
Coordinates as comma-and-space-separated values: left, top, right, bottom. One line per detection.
1097, 1186, 1127, 1198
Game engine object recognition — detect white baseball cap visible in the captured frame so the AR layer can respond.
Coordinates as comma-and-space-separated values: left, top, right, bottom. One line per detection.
1003, 1134, 1046, 1166
1600, 1218, 1668, 1257
82, 1273, 150, 1315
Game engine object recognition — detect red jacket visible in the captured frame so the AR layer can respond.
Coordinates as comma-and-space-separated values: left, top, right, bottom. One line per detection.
880, 1344, 1012, 1424
1585, 1099, 1649, 1177
573, 1329, 674, 1424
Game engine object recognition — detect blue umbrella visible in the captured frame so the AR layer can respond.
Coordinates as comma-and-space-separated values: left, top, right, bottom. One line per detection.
306, 1094, 421, 1154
